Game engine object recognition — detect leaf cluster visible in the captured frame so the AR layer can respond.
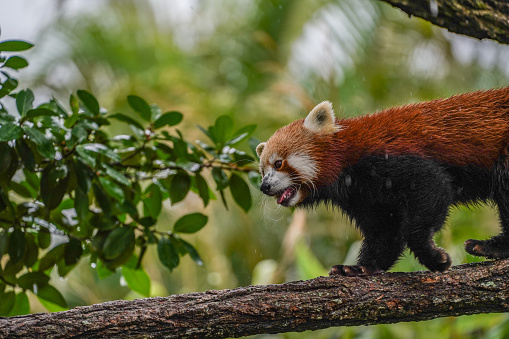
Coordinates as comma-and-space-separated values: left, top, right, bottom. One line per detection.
0, 39, 260, 315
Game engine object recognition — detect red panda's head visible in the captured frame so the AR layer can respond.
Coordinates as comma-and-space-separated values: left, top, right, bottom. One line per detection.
256, 101, 341, 207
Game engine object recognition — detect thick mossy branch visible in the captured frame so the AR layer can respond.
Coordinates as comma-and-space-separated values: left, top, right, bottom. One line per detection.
379, 0, 509, 44
1, 260, 509, 338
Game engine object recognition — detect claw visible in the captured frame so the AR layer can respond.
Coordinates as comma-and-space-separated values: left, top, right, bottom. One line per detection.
329, 265, 382, 277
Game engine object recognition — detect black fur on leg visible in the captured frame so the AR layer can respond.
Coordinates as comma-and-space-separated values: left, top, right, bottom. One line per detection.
404, 202, 453, 272
300, 155, 509, 275
463, 165, 509, 259
465, 237, 509, 259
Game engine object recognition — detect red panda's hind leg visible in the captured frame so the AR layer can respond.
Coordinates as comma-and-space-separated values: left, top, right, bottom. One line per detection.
405, 207, 452, 272
465, 185, 509, 259
465, 236, 509, 259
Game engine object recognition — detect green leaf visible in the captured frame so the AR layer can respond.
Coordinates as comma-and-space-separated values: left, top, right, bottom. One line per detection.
127, 95, 151, 121
0, 230, 7, 256
142, 183, 162, 218
92, 182, 111, 216
225, 132, 248, 147
74, 159, 93, 193
16, 272, 50, 290
120, 200, 139, 220
169, 171, 190, 204
77, 90, 100, 116
3, 56, 29, 70
23, 168, 39, 188
25, 108, 60, 119
227, 124, 257, 146
99, 177, 125, 202
0, 147, 8, 166
0, 40, 33, 52
57, 257, 75, 278
4, 258, 24, 277
8, 229, 25, 264
37, 284, 68, 312
6, 292, 30, 316
23, 234, 38, 268
64, 238, 83, 266
40, 163, 70, 210
248, 171, 262, 188
75, 146, 95, 167
154, 111, 183, 129
196, 124, 216, 143
213, 115, 234, 145
38, 244, 65, 271
173, 213, 208, 234
180, 239, 204, 266
74, 188, 89, 222
229, 173, 252, 212
0, 142, 12, 174
104, 165, 130, 186
108, 113, 145, 132
39, 98, 69, 119
122, 266, 151, 297
15, 139, 35, 171
0, 291, 15, 316
103, 227, 135, 260
194, 173, 210, 207
23, 126, 55, 159
249, 137, 262, 159
95, 259, 114, 279
69, 94, 79, 115
10, 181, 34, 199
232, 149, 255, 166
37, 230, 51, 250
219, 190, 228, 209
0, 122, 23, 141
76, 143, 121, 162
212, 167, 229, 190
157, 236, 179, 271
16, 89, 34, 117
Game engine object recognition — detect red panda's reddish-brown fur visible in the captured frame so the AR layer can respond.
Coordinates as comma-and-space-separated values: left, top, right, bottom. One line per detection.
269, 87, 509, 187
338, 87, 509, 168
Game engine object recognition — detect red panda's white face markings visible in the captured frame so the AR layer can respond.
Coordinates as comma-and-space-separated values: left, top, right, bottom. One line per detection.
257, 101, 339, 207
286, 153, 317, 179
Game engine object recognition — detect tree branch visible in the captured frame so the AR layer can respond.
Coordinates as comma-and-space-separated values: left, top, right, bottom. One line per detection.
378, 0, 509, 44
1, 260, 509, 338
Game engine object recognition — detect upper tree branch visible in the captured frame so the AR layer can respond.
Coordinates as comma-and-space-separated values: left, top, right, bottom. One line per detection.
1, 259, 509, 338
378, 0, 509, 44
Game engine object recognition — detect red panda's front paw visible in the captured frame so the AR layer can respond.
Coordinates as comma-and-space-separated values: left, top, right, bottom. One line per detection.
329, 265, 383, 277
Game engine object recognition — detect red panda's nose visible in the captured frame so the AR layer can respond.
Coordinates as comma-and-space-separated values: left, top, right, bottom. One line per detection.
260, 182, 271, 194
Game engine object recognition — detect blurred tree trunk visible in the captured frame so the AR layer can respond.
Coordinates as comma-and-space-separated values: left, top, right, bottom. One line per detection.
379, 0, 509, 44
1, 260, 509, 338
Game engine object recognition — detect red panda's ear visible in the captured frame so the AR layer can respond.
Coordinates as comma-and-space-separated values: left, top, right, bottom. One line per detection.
256, 142, 267, 158
303, 101, 340, 134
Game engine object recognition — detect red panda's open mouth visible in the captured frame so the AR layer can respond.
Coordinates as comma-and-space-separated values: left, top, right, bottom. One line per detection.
277, 186, 297, 206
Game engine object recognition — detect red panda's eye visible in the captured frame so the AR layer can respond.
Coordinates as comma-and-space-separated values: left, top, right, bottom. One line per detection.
274, 160, 282, 169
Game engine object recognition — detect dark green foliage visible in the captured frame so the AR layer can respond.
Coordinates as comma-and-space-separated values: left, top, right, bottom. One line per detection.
0, 39, 260, 316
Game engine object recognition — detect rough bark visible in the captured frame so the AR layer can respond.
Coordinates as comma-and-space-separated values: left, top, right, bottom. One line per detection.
1, 260, 509, 338
378, 0, 509, 44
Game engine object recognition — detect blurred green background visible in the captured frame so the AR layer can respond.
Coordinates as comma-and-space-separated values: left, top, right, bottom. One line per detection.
3, 0, 509, 337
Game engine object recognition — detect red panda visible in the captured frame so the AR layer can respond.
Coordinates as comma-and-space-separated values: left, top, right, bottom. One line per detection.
256, 87, 509, 276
